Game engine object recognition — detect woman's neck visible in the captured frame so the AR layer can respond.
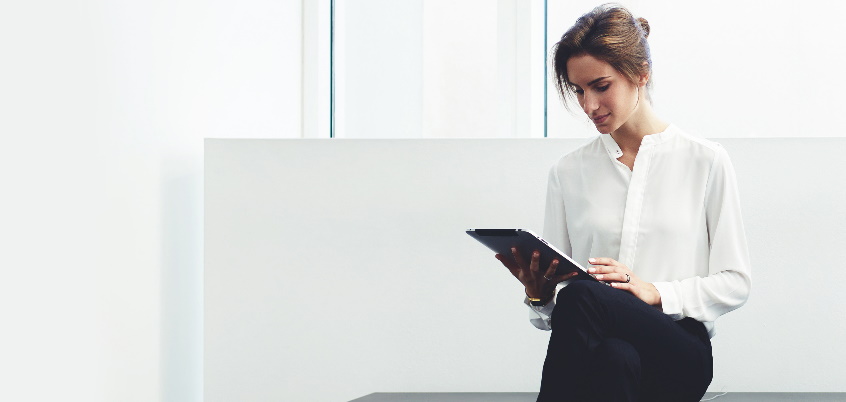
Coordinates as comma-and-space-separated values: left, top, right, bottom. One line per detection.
610, 101, 668, 153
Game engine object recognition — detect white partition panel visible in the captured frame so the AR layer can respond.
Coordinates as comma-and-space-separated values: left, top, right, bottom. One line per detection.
205, 138, 846, 401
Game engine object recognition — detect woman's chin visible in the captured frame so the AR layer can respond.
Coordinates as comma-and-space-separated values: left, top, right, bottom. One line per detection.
594, 125, 613, 135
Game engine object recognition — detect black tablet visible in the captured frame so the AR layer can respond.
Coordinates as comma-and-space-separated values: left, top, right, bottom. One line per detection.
466, 229, 595, 282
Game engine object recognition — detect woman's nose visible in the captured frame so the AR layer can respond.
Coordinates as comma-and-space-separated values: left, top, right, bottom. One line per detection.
582, 93, 599, 114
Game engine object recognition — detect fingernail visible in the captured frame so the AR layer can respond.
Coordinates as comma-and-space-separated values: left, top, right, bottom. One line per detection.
588, 268, 595, 273
589, 258, 596, 263
533, 252, 539, 257
595, 275, 603, 280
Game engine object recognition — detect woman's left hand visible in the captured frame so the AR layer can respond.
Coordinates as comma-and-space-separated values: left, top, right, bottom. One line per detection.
588, 257, 662, 308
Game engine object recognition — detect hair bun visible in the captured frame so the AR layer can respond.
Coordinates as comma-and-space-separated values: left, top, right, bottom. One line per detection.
637, 17, 650, 38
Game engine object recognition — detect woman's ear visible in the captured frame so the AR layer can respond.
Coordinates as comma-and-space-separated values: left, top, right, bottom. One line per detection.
639, 62, 649, 87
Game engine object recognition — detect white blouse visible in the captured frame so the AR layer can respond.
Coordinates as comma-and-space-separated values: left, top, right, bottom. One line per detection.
526, 124, 751, 338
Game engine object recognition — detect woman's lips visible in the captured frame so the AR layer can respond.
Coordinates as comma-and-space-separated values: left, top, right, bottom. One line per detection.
593, 113, 610, 124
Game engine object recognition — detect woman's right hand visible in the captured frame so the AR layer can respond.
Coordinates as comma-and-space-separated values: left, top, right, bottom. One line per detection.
495, 247, 578, 302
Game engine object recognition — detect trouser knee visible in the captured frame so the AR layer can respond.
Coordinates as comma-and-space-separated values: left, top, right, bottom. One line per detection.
591, 338, 641, 376
553, 280, 606, 319
586, 338, 641, 402
555, 279, 603, 304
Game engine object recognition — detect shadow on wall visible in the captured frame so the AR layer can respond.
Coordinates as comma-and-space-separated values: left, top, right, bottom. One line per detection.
160, 158, 203, 402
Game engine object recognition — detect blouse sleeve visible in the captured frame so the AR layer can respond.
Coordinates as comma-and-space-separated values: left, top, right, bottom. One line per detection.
651, 145, 752, 322
524, 164, 574, 331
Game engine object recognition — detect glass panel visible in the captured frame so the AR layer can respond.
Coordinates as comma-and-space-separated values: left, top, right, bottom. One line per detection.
544, 0, 603, 138
545, 1, 846, 138
334, 0, 546, 138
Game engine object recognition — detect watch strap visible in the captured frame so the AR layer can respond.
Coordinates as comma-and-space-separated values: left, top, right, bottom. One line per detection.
526, 290, 552, 306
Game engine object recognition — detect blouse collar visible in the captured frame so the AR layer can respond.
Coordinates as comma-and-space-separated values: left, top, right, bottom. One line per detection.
600, 124, 677, 158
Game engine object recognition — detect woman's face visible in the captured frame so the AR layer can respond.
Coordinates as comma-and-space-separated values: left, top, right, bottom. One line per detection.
566, 54, 643, 135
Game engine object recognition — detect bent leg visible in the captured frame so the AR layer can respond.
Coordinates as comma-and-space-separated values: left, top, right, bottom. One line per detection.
537, 280, 712, 402
586, 338, 641, 402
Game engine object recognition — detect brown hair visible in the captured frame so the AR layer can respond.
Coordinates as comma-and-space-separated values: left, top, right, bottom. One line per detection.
552, 3, 653, 110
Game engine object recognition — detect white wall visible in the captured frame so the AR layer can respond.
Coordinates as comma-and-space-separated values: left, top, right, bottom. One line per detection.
0, 1, 302, 401
546, 0, 846, 138
205, 138, 846, 401
334, 0, 423, 139
336, 0, 546, 139
335, 0, 846, 140
5, 1, 845, 401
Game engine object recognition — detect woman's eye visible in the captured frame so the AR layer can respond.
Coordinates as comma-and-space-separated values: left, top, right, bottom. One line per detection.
596, 85, 610, 92
574, 88, 584, 95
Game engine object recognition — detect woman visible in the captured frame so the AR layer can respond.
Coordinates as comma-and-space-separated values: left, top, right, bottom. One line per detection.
495, 4, 751, 402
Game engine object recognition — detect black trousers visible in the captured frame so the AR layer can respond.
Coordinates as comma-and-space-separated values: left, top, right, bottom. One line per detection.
537, 280, 713, 402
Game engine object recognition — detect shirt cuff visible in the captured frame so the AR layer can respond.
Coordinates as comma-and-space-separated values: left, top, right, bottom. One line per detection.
523, 295, 556, 316
652, 281, 684, 320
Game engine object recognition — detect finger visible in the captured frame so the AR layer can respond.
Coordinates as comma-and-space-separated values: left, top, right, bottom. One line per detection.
587, 265, 616, 275
553, 270, 579, 284
588, 257, 617, 266
495, 253, 519, 271
529, 250, 540, 272
543, 259, 559, 278
593, 272, 629, 282
610, 282, 635, 294
495, 254, 523, 280
511, 247, 529, 270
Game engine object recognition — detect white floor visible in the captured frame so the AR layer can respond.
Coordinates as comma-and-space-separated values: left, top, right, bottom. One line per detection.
350, 392, 846, 402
